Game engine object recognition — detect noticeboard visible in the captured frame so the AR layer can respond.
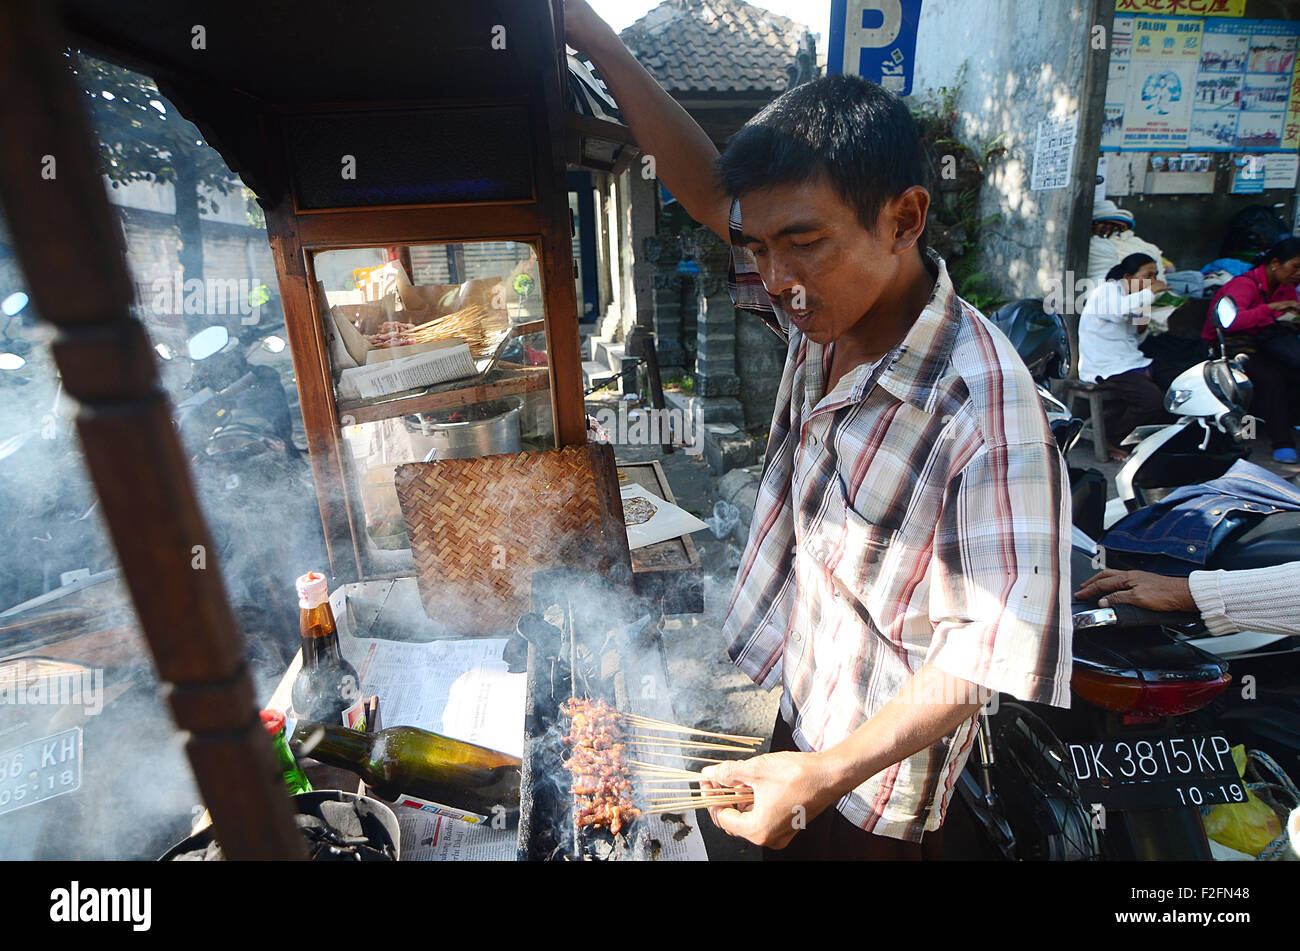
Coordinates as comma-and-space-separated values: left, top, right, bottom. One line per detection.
1102, 14, 1300, 152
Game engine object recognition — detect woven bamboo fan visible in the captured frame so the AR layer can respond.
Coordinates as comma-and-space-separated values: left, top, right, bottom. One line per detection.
393, 443, 630, 635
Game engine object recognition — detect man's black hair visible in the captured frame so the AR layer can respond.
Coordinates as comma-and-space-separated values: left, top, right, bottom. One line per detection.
714, 74, 924, 234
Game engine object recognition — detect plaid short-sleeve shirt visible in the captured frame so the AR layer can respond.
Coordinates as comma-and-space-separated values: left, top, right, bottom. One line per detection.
721, 201, 1073, 841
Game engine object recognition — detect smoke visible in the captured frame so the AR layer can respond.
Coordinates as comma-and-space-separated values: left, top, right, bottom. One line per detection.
0, 670, 199, 860
0, 304, 317, 861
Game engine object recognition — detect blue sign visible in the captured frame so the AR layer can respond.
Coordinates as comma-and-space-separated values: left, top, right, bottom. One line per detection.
828, 0, 923, 96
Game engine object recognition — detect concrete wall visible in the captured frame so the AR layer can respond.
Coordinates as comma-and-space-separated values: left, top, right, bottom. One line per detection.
105, 175, 253, 226
116, 206, 276, 311
911, 0, 1096, 301
628, 172, 659, 338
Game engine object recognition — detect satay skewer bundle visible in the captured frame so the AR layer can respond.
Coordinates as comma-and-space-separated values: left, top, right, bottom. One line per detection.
363, 303, 507, 358
560, 698, 760, 828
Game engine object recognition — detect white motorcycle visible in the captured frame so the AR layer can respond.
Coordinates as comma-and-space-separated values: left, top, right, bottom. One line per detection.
1107, 296, 1253, 528
1100, 296, 1296, 662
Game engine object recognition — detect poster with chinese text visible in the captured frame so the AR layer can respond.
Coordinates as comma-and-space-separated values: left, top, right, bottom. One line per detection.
1122, 17, 1203, 149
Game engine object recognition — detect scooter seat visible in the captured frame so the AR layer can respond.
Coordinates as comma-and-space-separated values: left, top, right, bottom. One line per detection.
1206, 510, 1300, 571
1070, 546, 1226, 679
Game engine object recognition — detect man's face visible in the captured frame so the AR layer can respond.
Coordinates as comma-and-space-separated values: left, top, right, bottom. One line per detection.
736, 175, 906, 345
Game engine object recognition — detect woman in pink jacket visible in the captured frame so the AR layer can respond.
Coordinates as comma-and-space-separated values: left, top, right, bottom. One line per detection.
1202, 237, 1300, 462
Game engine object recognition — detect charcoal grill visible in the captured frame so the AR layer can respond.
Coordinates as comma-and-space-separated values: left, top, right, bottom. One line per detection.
515, 569, 691, 860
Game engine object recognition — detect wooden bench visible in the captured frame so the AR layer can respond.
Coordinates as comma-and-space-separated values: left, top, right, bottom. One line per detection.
1059, 378, 1118, 463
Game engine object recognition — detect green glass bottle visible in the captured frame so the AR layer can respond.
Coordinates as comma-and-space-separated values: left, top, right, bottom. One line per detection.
290, 720, 519, 823
260, 709, 313, 795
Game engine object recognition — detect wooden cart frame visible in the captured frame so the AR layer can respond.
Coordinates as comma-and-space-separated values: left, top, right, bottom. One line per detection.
0, 0, 633, 859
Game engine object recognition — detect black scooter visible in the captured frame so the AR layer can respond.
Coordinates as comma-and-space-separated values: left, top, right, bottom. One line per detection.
171, 323, 326, 667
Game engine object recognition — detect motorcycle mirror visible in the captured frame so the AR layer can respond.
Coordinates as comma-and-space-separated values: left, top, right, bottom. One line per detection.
154, 343, 176, 361
261, 335, 286, 354
1214, 296, 1238, 329
187, 325, 230, 361
1, 292, 29, 317
0, 352, 26, 371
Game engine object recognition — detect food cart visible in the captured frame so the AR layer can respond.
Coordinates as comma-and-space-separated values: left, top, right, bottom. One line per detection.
0, 0, 707, 861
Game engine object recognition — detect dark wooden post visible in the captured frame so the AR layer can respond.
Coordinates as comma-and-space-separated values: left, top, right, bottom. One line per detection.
0, 1, 304, 859
627, 328, 673, 453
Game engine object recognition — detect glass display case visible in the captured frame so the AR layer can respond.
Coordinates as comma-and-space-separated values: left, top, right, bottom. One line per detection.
309, 241, 558, 573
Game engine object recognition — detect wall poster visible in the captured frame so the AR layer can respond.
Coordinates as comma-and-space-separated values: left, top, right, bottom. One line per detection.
1106, 14, 1300, 153
1122, 17, 1203, 150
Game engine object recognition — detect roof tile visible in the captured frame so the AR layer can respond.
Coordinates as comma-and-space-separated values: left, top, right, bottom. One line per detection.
619, 0, 814, 95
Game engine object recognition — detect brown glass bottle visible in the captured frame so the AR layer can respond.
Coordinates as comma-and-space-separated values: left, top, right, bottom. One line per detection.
290, 721, 521, 820
291, 571, 365, 728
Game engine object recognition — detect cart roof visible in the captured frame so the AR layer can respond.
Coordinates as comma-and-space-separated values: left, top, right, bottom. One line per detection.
60, 0, 559, 198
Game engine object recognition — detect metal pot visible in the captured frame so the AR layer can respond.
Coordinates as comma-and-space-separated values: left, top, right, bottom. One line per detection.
406, 397, 522, 462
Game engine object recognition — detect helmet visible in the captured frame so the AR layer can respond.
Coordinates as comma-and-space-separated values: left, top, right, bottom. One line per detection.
987, 299, 1073, 382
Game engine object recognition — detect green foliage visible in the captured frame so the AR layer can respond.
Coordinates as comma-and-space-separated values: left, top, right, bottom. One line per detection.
909, 70, 1007, 311
69, 52, 233, 211
244, 187, 266, 229
664, 373, 695, 394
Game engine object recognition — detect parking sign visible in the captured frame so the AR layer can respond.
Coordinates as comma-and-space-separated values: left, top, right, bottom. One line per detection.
828, 0, 924, 96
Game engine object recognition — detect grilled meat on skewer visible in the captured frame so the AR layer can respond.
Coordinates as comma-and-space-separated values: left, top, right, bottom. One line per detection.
561, 698, 641, 835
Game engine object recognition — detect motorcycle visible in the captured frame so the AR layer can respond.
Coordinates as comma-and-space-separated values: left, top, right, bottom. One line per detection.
1107, 296, 1253, 529
1089, 296, 1300, 773
0, 318, 310, 859
168, 323, 325, 667
949, 301, 1246, 860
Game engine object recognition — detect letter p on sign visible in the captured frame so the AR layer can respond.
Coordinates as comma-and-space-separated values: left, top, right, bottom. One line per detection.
829, 0, 923, 95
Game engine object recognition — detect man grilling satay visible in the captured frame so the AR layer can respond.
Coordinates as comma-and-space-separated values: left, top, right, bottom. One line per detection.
564, 1, 1072, 860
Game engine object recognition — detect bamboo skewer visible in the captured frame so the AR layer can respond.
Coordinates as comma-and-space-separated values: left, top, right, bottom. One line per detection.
631, 735, 759, 752
620, 714, 764, 745
631, 750, 729, 764
647, 790, 753, 799
627, 760, 711, 777
645, 801, 752, 816
647, 794, 753, 806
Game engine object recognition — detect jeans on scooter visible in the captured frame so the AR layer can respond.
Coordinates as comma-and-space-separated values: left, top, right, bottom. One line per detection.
1102, 459, 1300, 573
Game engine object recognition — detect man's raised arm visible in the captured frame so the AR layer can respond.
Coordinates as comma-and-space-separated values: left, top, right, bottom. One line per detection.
564, 0, 731, 240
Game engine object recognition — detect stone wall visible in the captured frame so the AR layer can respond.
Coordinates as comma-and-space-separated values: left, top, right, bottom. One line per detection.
735, 307, 786, 433
643, 230, 689, 375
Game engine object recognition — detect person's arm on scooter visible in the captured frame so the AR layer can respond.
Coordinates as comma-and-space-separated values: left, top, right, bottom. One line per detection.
1075, 564, 1300, 637
564, 0, 730, 239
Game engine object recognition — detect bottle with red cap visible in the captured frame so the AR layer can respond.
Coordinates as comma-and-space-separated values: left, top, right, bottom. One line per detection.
291, 571, 366, 729
260, 709, 314, 795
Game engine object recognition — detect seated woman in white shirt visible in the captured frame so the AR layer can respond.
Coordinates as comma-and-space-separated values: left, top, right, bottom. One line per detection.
1077, 253, 1177, 460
